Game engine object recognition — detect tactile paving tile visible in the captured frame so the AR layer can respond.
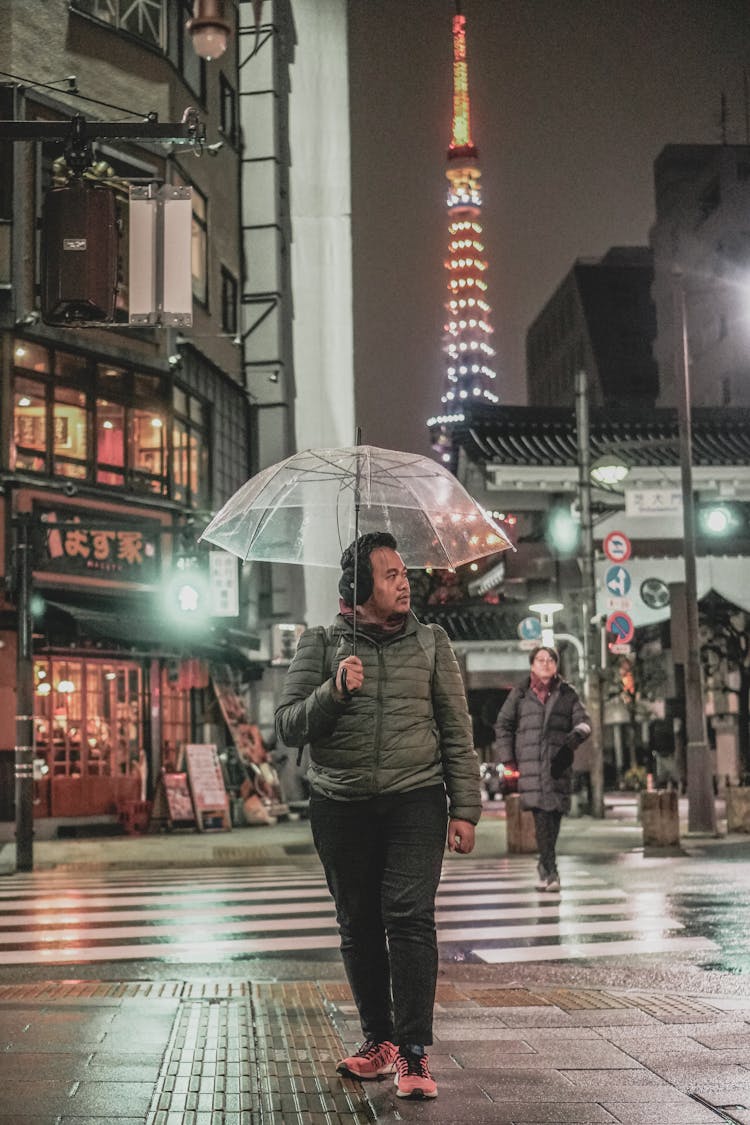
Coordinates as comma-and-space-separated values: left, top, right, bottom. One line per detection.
146, 983, 375, 1124
254, 982, 375, 1122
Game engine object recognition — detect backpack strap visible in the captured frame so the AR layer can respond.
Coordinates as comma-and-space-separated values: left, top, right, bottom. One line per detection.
296, 625, 337, 766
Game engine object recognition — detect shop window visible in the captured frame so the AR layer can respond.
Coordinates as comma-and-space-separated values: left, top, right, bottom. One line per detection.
97, 362, 128, 396
55, 350, 88, 382
14, 339, 49, 374
10, 344, 204, 502
96, 398, 125, 486
53, 386, 88, 479
161, 663, 192, 771
34, 658, 143, 780
12, 377, 47, 473
173, 387, 210, 508
132, 407, 167, 493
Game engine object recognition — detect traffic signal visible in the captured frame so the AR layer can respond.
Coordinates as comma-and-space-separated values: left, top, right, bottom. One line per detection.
545, 505, 580, 556
697, 503, 741, 537
165, 563, 209, 626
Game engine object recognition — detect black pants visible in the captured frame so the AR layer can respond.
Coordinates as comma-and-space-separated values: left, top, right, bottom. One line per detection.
310, 784, 448, 1047
531, 808, 563, 879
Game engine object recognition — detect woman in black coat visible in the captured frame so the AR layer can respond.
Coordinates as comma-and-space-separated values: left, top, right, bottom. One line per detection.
494, 646, 591, 891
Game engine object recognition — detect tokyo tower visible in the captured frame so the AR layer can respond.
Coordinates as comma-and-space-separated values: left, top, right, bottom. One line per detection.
432, 2, 498, 461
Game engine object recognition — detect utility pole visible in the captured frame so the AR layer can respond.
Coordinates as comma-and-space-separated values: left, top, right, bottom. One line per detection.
674, 276, 718, 834
575, 369, 604, 818
14, 512, 34, 871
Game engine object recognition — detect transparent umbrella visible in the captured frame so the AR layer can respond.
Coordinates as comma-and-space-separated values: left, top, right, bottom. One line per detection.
200, 444, 514, 571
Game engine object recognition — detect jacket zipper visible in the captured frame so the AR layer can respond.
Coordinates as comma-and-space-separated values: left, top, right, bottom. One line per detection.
371, 643, 385, 789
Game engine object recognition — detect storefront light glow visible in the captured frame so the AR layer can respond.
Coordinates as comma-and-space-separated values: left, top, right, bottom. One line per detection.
37, 682, 51, 695
57, 679, 75, 694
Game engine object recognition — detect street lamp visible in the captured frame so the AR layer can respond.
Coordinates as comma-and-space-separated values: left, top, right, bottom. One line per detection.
528, 600, 563, 648
187, 0, 231, 60
590, 454, 630, 489
674, 271, 718, 835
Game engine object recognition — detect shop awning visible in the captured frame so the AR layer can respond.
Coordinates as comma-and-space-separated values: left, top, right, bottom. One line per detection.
40, 598, 260, 667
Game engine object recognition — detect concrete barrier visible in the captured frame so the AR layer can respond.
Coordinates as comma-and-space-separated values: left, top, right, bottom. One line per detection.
505, 794, 537, 853
726, 787, 750, 833
640, 789, 680, 847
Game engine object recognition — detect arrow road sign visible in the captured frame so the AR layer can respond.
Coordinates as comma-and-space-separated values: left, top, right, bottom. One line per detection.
518, 616, 542, 641
606, 611, 635, 644
605, 565, 631, 598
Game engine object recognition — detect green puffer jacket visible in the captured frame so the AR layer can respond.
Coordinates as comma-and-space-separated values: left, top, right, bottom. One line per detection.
275, 613, 482, 825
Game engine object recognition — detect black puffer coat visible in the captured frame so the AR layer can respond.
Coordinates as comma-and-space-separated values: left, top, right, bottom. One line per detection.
275, 612, 481, 824
494, 678, 590, 813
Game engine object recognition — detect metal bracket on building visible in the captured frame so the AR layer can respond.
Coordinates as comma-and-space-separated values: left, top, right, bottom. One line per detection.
0, 109, 206, 152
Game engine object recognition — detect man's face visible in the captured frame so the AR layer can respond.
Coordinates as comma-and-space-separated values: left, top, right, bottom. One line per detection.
367, 547, 410, 620
531, 649, 558, 684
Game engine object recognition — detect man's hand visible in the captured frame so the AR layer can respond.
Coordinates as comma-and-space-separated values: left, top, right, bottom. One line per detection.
447, 819, 475, 854
334, 655, 364, 699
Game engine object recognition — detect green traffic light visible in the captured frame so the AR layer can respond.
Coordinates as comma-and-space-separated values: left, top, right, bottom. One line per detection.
545, 506, 580, 556
699, 504, 737, 536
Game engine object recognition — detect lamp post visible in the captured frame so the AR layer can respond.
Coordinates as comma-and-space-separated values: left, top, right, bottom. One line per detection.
14, 513, 34, 872
575, 369, 605, 819
673, 273, 718, 834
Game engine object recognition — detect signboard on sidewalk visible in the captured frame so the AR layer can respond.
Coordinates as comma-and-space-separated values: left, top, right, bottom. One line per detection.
184, 744, 230, 832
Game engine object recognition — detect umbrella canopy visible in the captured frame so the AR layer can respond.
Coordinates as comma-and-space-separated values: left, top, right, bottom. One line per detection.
200, 444, 513, 569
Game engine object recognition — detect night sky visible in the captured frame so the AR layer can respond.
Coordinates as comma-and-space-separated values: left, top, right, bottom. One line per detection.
348, 0, 750, 457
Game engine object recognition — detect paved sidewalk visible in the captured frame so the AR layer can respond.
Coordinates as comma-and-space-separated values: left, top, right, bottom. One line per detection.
1, 802, 748, 1122
0, 975, 748, 1123
0, 793, 739, 875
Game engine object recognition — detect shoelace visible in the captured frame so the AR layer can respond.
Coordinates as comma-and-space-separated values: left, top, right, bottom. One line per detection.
355, 1039, 384, 1059
397, 1053, 429, 1077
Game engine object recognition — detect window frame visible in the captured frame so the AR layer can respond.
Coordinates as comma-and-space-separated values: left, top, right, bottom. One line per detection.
10, 341, 195, 502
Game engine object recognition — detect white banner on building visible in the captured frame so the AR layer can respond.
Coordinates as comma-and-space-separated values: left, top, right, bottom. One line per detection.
625, 488, 682, 516
209, 551, 239, 617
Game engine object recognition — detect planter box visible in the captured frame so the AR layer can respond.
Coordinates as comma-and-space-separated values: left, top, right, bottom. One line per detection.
726, 787, 750, 833
505, 794, 537, 853
640, 790, 680, 847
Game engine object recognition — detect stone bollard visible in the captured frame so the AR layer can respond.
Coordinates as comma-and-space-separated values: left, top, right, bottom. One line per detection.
726, 787, 750, 833
640, 789, 680, 847
505, 793, 537, 853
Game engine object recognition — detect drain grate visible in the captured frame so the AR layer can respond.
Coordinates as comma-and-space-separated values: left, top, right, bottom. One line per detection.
461, 987, 555, 1008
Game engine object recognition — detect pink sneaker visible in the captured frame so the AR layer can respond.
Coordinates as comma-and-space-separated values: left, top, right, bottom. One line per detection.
394, 1050, 438, 1098
336, 1039, 397, 1079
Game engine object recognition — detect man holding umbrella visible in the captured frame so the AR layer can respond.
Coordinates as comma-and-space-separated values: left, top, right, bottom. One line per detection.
275, 531, 481, 1101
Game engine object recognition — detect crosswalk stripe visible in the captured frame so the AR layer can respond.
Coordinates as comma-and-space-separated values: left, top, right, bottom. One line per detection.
475, 936, 718, 963
0, 858, 715, 967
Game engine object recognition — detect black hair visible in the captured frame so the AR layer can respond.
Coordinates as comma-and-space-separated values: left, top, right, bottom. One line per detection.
338, 531, 398, 607
528, 644, 559, 666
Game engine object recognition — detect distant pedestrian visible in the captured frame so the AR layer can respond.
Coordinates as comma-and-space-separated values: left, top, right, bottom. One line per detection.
494, 646, 590, 891
275, 531, 481, 1100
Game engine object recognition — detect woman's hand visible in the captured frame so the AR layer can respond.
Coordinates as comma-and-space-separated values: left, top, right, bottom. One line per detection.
447, 819, 475, 854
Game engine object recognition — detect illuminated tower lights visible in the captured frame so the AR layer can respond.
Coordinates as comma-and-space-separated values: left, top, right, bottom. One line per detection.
430, 6, 499, 460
